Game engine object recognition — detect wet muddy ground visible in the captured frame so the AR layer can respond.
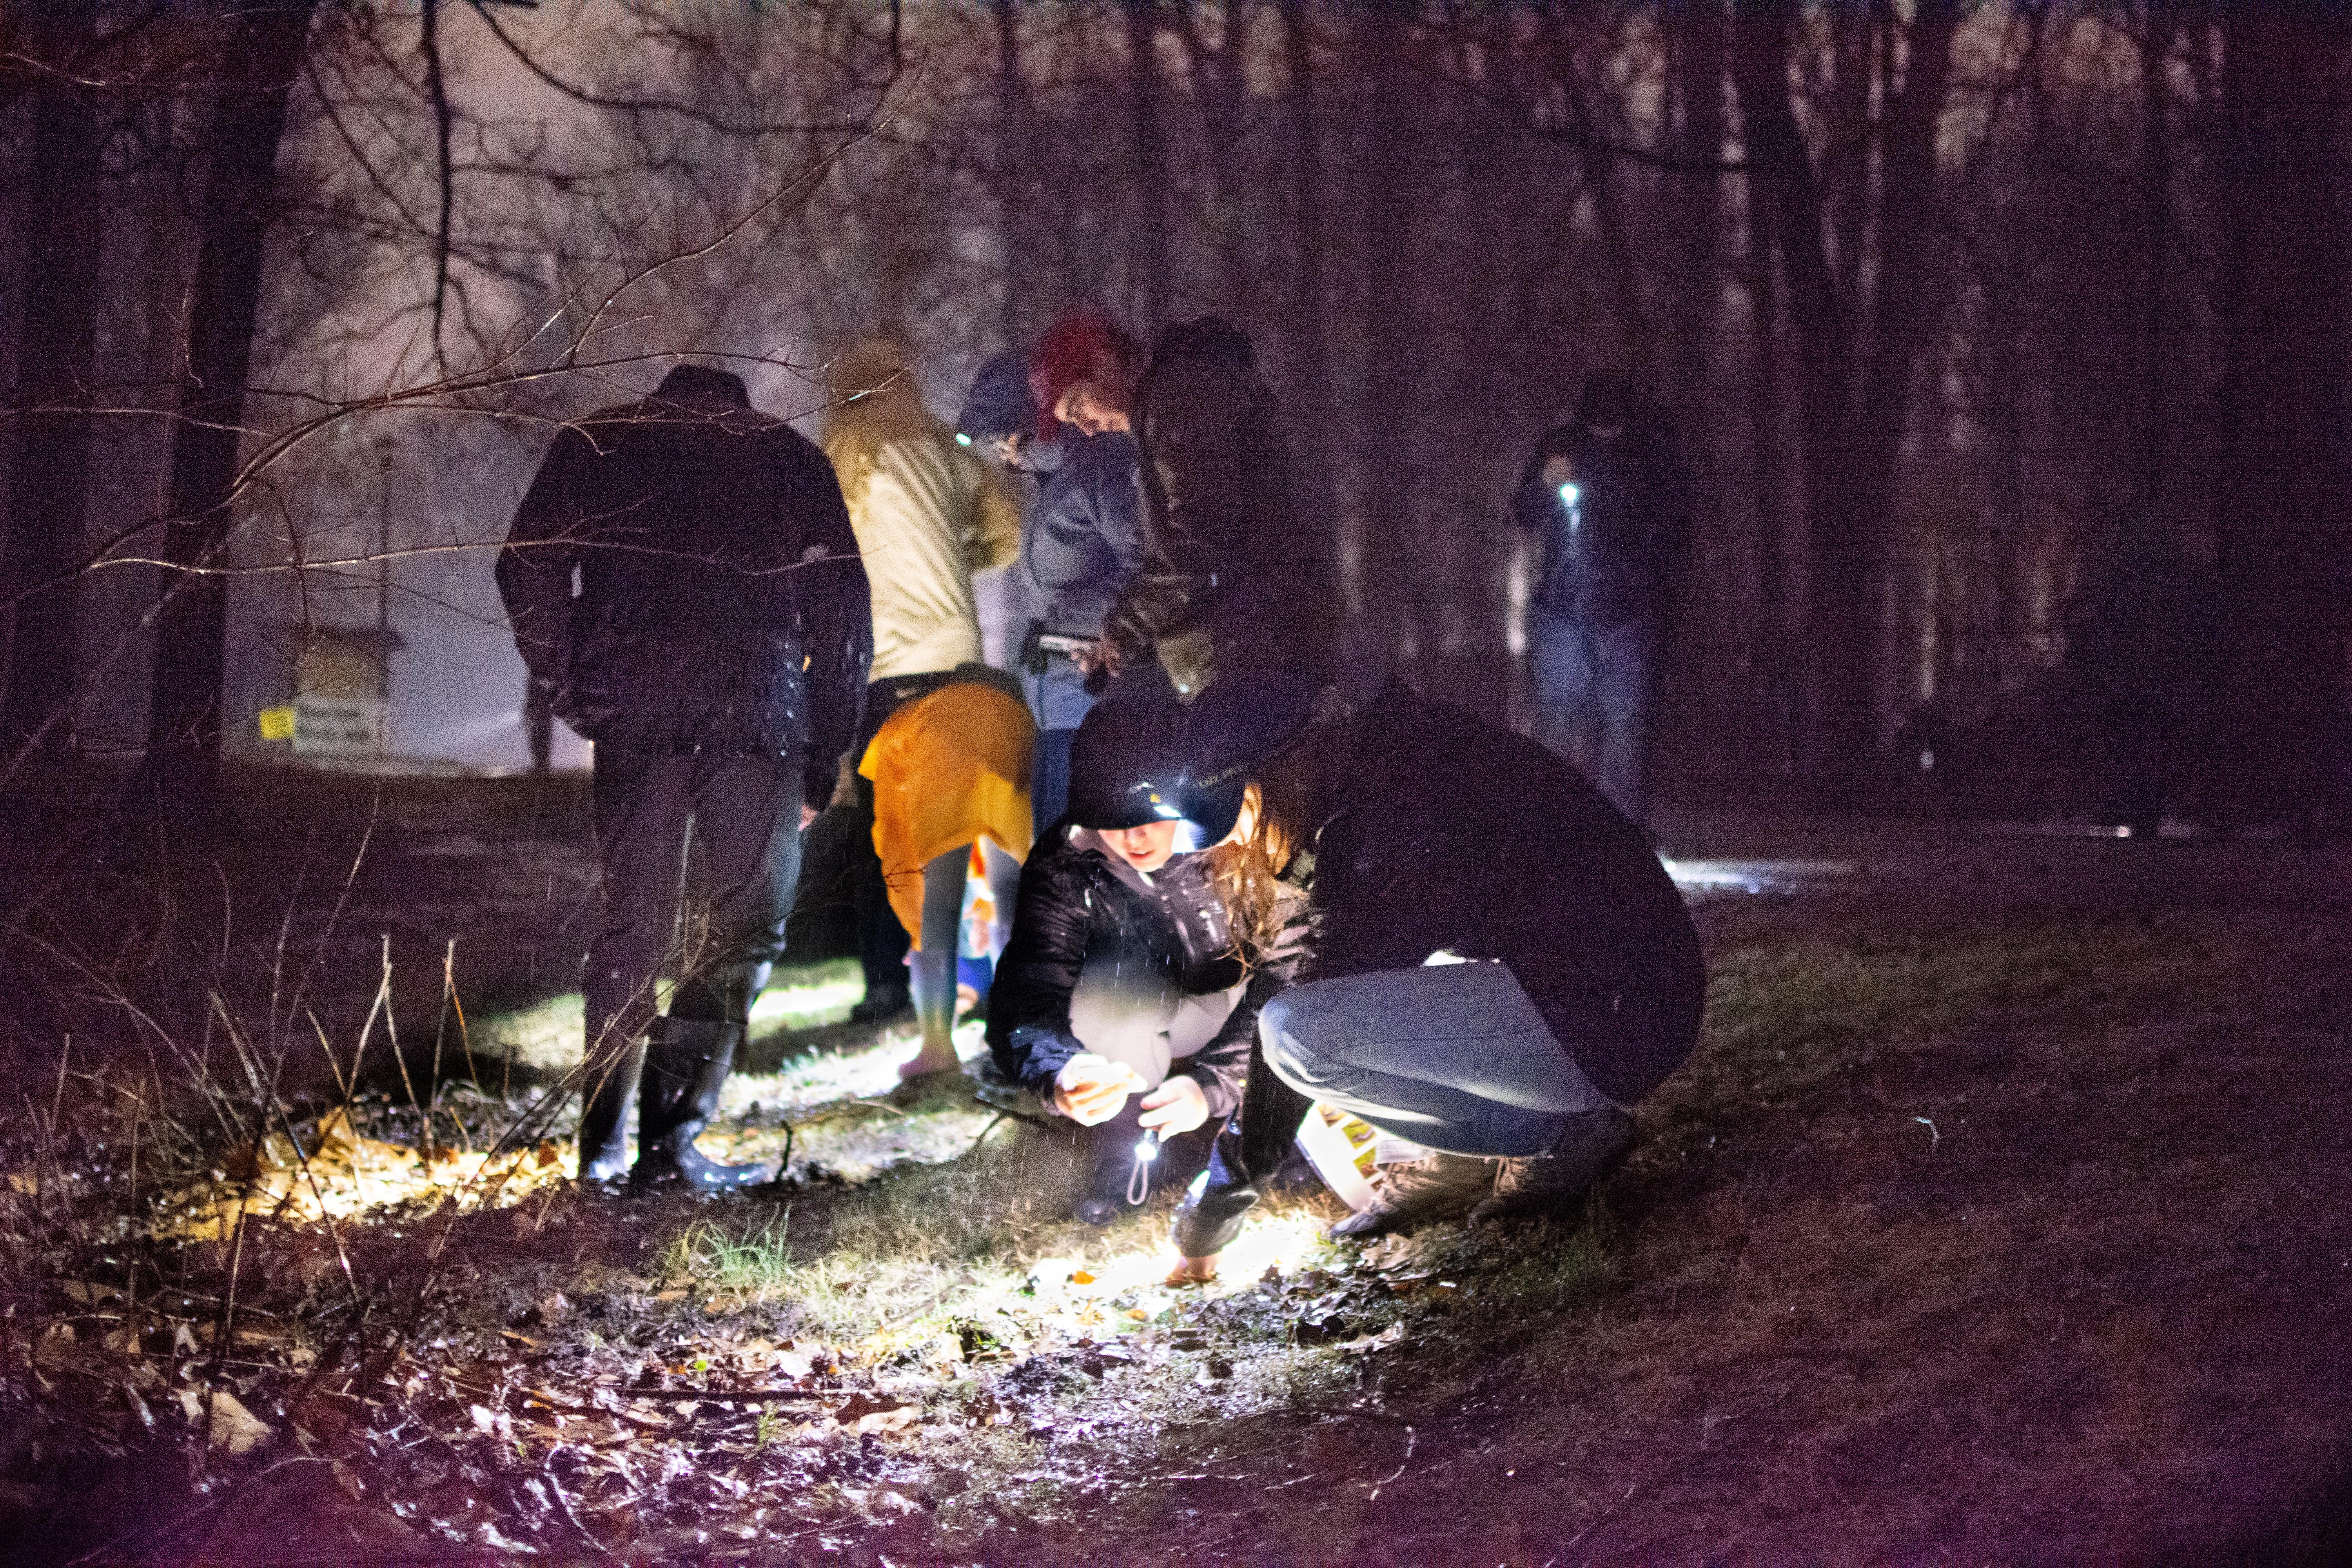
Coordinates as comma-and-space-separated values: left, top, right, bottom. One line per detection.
2, 769, 2349, 1563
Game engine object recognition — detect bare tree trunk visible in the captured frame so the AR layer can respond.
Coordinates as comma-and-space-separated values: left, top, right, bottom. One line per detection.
1125, 0, 1172, 330
1673, 0, 1728, 423
993, 0, 1036, 337
0, 0, 100, 762
2209, 5, 2352, 825
134, 0, 317, 829
1731, 0, 1955, 789
1668, 0, 1729, 780
1836, 0, 1956, 758
1543, 13, 1650, 374
2138, 0, 2172, 496
1174, 2, 1258, 328
1744, 171, 1796, 784
1355, 0, 1419, 685
1279, 0, 1334, 497
1437, 4, 1514, 725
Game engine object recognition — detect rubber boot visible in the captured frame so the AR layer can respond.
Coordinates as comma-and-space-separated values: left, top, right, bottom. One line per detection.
575, 1035, 643, 1182
1076, 1098, 1152, 1225
629, 1017, 767, 1193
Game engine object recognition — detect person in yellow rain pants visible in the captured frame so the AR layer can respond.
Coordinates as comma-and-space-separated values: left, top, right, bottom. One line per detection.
861, 667, 1034, 1078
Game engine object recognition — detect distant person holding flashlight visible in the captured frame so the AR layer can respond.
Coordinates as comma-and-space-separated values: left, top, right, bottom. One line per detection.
1509, 370, 1692, 829
987, 688, 1249, 1223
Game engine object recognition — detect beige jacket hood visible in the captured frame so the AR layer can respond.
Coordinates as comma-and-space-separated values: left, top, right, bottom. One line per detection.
823, 339, 1019, 679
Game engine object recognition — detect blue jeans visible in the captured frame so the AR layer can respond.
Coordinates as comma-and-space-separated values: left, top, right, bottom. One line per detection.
1528, 612, 1657, 824
1258, 961, 1615, 1158
1024, 655, 1096, 833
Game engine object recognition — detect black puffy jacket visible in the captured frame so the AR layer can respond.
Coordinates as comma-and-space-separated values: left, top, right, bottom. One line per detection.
495, 366, 872, 800
1102, 318, 1340, 694
986, 827, 1247, 1117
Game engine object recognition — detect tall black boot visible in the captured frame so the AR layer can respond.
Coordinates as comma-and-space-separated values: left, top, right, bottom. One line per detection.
576, 1035, 644, 1182
629, 1017, 767, 1193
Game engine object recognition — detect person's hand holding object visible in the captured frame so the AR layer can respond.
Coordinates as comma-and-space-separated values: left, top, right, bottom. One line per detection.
1075, 635, 1121, 679
1135, 1074, 1209, 1136
1052, 1054, 1145, 1125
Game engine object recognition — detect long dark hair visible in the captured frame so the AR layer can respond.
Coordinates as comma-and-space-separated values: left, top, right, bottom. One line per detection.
1202, 725, 1326, 958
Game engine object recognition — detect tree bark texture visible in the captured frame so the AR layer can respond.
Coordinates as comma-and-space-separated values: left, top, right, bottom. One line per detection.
0, 0, 102, 760
138, 0, 317, 820
1354, 0, 1420, 686
1126, 0, 1172, 329
1278, 0, 1334, 516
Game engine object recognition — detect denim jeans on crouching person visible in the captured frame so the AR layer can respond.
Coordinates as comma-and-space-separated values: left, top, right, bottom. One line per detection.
1258, 960, 1616, 1158
1528, 612, 1658, 825
1023, 652, 1097, 835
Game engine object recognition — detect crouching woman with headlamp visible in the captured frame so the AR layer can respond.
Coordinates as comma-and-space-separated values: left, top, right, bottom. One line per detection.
986, 689, 1250, 1224
1157, 673, 1707, 1283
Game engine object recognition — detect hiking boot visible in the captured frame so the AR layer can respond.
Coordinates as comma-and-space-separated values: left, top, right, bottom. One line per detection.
629, 1017, 767, 1194
1327, 1151, 1497, 1241
1468, 1108, 1635, 1226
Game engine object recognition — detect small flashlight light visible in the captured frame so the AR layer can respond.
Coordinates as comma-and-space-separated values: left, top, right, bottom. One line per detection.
955, 431, 974, 446
1557, 481, 1581, 508
1133, 1130, 1162, 1162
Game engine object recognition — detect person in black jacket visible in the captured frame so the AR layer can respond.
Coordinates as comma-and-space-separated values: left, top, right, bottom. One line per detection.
1139, 672, 1705, 1281
1509, 370, 1691, 827
987, 691, 1249, 1223
497, 363, 873, 1189
1029, 312, 1339, 700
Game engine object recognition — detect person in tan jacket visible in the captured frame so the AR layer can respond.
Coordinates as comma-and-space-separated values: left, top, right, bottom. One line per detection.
822, 339, 1023, 1061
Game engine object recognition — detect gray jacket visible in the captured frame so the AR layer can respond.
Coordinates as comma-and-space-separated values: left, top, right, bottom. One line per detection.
1022, 432, 1146, 638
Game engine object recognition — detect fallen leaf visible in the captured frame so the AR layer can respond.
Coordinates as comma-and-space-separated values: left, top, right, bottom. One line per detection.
201, 1390, 273, 1454
56, 1280, 123, 1307
313, 1108, 359, 1154
1070, 1270, 1094, 1285
829, 1392, 911, 1429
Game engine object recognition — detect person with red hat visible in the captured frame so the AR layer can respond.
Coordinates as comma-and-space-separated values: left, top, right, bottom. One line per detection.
1028, 311, 1148, 441
1033, 312, 1339, 701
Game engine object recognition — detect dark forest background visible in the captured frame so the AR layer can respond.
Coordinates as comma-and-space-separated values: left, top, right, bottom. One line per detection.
0, 0, 2347, 829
